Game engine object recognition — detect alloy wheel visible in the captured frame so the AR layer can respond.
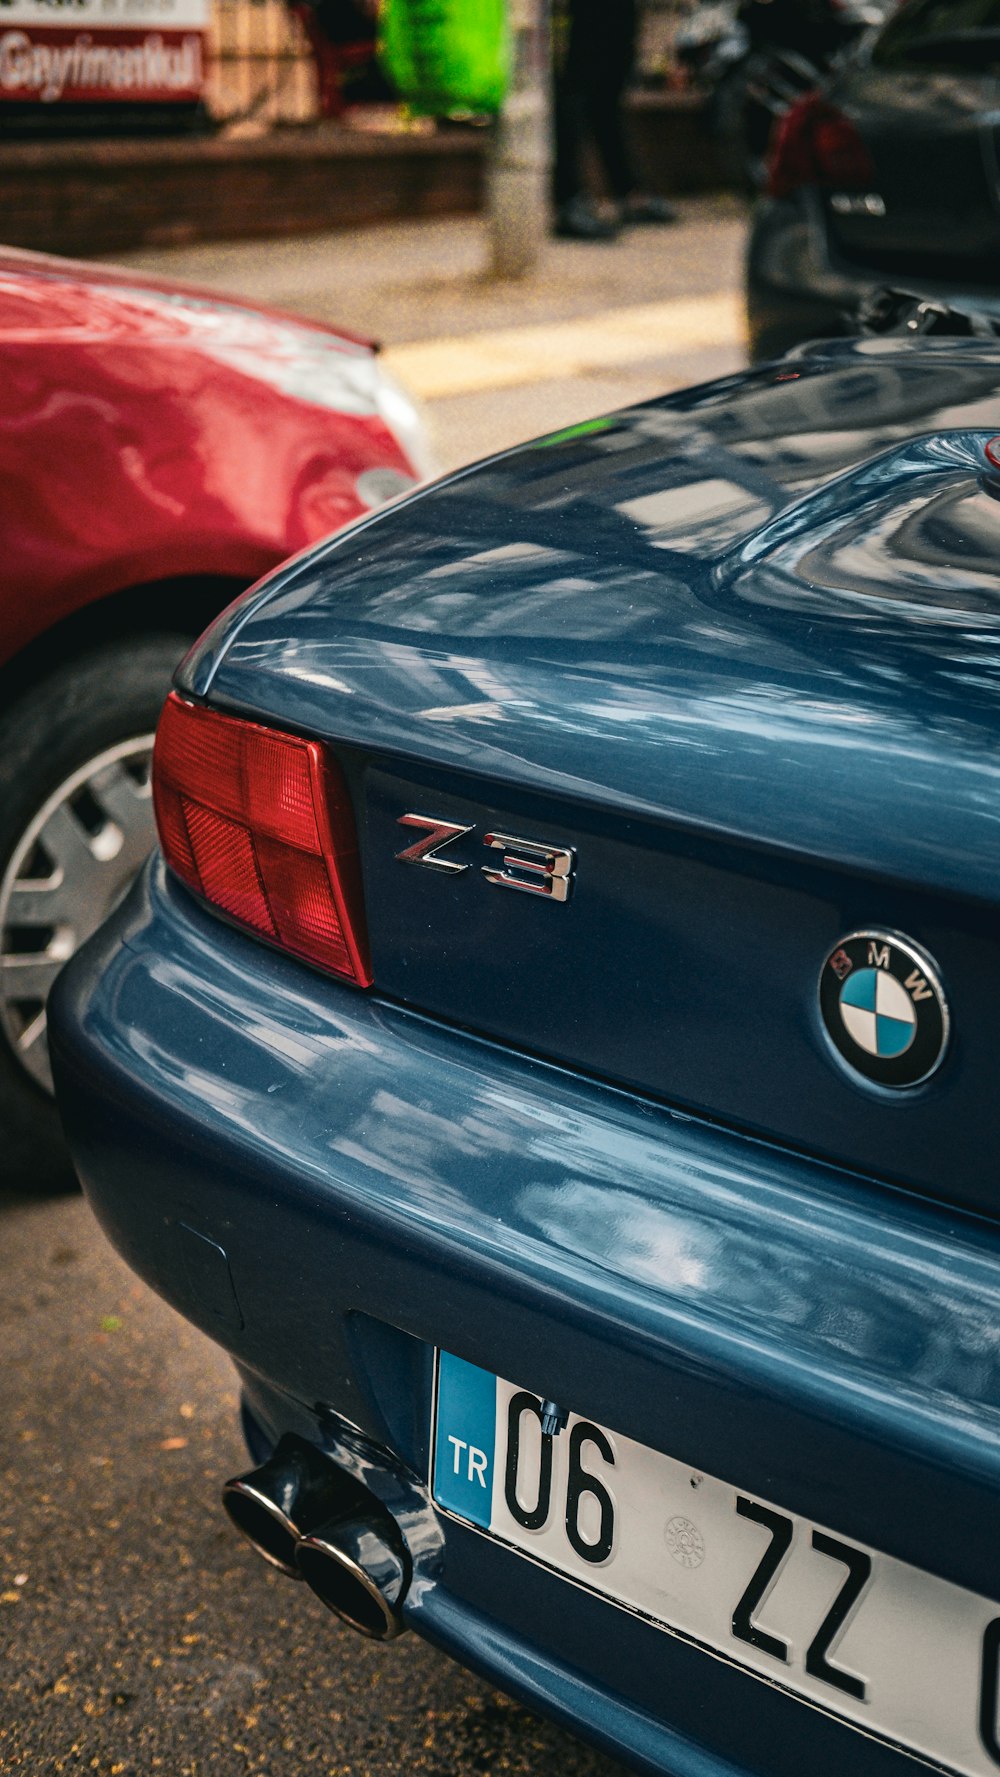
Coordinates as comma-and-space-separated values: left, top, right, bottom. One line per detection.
0, 736, 157, 1094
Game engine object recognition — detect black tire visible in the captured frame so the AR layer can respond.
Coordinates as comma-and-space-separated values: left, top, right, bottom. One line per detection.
0, 633, 192, 1194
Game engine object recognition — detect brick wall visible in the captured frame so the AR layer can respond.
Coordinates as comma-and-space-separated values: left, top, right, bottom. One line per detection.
0, 95, 721, 259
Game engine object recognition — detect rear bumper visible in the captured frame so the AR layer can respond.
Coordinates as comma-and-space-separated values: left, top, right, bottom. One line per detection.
745, 193, 1000, 363
50, 862, 1000, 1777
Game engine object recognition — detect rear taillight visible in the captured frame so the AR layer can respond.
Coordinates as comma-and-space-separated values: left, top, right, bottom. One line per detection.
153, 692, 372, 988
768, 94, 874, 201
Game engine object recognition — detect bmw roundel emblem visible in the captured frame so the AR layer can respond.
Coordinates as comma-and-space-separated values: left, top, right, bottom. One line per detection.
819, 931, 949, 1089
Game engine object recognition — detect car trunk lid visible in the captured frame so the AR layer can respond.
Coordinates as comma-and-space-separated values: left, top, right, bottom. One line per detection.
193, 347, 1000, 1219
822, 12, 1000, 283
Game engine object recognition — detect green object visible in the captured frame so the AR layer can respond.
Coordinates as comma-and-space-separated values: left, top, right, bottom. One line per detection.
531, 417, 618, 448
380, 0, 510, 116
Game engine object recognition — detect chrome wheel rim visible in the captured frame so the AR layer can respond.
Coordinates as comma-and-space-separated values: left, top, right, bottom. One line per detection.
0, 735, 157, 1094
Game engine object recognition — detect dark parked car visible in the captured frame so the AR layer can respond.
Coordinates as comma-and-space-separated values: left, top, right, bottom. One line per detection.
0, 246, 430, 1190
680, 0, 893, 193
747, 0, 1000, 360
50, 337, 1000, 1777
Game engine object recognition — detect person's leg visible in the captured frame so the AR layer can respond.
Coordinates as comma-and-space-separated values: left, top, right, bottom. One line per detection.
584, 0, 677, 225
580, 0, 637, 200
553, 69, 586, 210
553, 0, 617, 238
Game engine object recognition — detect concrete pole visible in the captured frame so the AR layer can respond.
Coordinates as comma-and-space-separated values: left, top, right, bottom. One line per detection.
487, 0, 552, 279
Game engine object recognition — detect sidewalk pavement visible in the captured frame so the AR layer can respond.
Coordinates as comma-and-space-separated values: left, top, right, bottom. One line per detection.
112, 199, 749, 470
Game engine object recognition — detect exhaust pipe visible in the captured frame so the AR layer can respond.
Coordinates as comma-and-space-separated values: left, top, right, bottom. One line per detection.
222, 1433, 410, 1639
222, 1433, 338, 1579
296, 1509, 409, 1641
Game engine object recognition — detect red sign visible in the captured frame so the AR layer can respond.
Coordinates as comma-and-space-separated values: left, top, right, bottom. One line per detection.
0, 0, 208, 102
0, 25, 204, 100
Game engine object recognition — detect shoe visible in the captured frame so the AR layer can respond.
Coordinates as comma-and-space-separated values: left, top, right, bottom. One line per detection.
554, 198, 619, 241
620, 195, 678, 226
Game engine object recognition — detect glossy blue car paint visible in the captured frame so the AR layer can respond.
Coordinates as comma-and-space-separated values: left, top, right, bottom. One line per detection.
49, 340, 1000, 1775
51, 860, 1000, 1776
178, 342, 1000, 1220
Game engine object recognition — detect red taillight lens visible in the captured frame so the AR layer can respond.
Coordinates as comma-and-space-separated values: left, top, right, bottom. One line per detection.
768, 95, 874, 201
153, 692, 372, 988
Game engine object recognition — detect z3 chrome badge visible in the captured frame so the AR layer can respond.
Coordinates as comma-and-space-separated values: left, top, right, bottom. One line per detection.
396, 815, 575, 903
819, 931, 949, 1089
395, 815, 474, 875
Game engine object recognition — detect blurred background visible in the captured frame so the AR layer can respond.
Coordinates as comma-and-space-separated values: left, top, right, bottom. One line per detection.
3, 0, 941, 464
0, 0, 764, 468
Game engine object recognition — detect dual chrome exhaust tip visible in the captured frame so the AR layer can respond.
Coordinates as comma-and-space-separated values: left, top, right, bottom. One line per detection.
222, 1434, 409, 1642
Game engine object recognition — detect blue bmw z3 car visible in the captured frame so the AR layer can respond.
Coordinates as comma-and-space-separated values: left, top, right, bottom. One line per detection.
49, 328, 1000, 1777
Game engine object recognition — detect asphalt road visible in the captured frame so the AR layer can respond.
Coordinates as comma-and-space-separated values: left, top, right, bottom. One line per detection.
0, 1177, 625, 1776
1, 206, 749, 1774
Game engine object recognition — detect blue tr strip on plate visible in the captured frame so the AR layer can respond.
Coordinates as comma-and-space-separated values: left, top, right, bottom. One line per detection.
433, 1351, 497, 1529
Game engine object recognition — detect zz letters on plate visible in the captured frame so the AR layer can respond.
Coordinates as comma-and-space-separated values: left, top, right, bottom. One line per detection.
732, 1498, 872, 1700
434, 1364, 1000, 1772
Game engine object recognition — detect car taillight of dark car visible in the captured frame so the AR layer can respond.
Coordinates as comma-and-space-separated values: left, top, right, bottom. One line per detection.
152, 691, 372, 987
768, 93, 875, 200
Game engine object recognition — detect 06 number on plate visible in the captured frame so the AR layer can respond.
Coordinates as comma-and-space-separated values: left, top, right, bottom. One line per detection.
505, 1392, 616, 1564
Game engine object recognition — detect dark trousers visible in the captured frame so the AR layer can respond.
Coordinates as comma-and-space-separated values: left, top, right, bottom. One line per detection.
554, 0, 639, 207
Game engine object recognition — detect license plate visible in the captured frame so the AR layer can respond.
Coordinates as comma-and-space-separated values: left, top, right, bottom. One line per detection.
431, 1351, 1000, 1777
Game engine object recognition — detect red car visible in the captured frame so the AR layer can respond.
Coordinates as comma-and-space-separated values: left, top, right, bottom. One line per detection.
0, 245, 431, 1190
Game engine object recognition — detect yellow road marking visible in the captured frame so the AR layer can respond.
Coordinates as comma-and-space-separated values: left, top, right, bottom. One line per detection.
383, 291, 744, 400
